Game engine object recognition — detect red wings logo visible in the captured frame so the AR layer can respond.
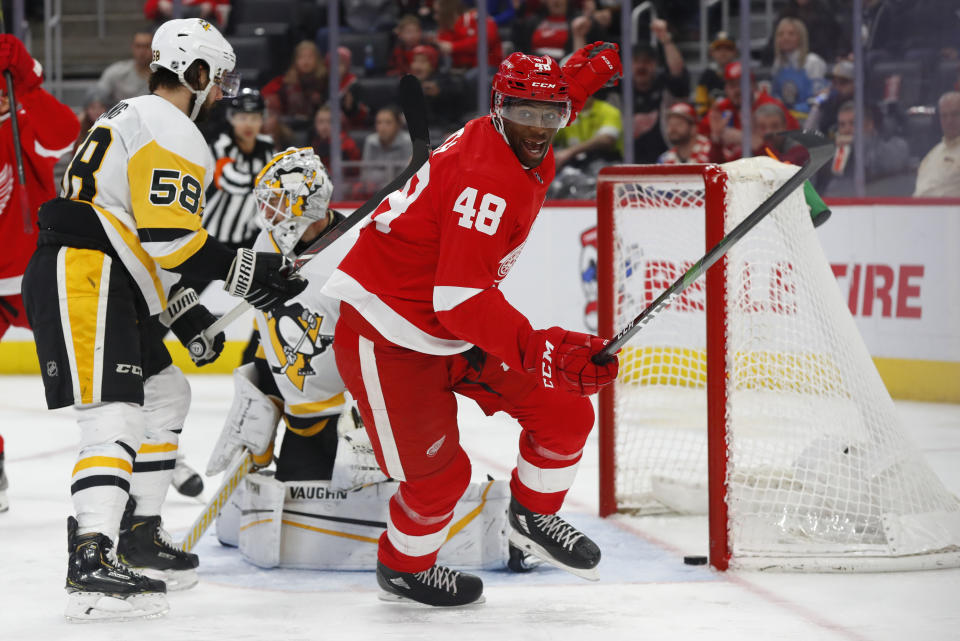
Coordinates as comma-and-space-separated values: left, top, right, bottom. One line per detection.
497, 242, 525, 281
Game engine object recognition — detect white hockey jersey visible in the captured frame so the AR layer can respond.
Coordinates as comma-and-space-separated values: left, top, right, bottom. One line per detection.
252, 223, 356, 422
61, 95, 215, 314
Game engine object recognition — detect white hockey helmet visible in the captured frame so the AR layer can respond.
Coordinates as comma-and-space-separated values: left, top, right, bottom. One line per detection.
150, 18, 240, 121
254, 147, 334, 259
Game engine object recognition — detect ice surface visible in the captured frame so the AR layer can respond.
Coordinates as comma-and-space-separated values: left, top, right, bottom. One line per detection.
1, 375, 958, 640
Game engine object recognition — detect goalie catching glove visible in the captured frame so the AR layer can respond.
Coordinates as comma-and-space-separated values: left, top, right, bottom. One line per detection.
523, 327, 619, 396
158, 286, 225, 366
561, 41, 622, 124
224, 248, 307, 311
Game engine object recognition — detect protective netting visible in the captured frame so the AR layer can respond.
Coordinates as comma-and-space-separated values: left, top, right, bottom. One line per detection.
607, 158, 960, 569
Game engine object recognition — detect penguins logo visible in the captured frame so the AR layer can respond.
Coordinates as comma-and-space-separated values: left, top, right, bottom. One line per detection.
266, 302, 333, 391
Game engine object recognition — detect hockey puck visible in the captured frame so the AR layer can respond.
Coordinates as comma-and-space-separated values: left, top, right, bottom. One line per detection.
683, 555, 708, 566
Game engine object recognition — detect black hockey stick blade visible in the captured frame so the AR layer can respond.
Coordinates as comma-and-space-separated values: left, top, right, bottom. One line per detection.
198, 76, 430, 343
594, 131, 834, 363
291, 74, 430, 272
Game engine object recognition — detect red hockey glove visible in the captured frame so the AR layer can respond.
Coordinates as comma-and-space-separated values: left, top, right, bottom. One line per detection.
0, 35, 42, 94
523, 326, 619, 396
562, 41, 622, 124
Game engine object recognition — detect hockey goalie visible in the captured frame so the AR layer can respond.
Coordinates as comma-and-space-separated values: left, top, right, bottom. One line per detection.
207, 148, 514, 571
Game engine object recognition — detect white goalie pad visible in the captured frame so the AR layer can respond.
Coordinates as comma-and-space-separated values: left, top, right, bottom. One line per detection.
219, 473, 511, 570
238, 472, 286, 568
207, 363, 282, 476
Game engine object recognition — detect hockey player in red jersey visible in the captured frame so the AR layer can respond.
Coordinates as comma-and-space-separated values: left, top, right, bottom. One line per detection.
0, 34, 79, 340
0, 35, 79, 518
323, 45, 622, 606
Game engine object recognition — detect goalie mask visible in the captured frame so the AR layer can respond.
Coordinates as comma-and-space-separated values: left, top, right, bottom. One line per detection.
254, 148, 334, 260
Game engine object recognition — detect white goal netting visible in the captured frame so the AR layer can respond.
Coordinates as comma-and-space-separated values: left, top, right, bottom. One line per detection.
605, 158, 960, 570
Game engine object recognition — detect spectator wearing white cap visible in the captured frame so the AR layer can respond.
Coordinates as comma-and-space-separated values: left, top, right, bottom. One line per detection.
658, 102, 713, 164
805, 60, 856, 137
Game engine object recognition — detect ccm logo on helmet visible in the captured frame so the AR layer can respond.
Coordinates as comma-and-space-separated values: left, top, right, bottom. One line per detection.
531, 82, 556, 88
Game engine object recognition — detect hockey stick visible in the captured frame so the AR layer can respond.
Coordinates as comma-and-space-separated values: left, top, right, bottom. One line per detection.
193, 74, 430, 350
594, 131, 833, 363
0, 8, 32, 235
177, 450, 253, 551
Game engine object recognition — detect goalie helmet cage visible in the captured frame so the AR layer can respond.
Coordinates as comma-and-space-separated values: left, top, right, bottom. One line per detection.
596, 159, 960, 572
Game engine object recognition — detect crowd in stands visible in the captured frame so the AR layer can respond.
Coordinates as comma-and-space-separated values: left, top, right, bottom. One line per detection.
83, 0, 960, 199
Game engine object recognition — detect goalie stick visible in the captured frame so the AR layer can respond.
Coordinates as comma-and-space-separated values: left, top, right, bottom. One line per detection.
192, 74, 430, 350
177, 450, 253, 551
594, 131, 834, 363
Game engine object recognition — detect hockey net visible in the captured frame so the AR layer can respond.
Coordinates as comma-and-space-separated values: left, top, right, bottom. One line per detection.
596, 158, 960, 571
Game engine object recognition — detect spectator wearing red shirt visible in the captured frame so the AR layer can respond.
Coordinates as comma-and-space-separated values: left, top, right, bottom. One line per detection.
434, 0, 502, 69
658, 102, 714, 164
698, 61, 798, 161
143, 0, 231, 29
262, 41, 329, 128
328, 46, 370, 128
311, 104, 361, 176
513, 0, 589, 61
388, 15, 429, 76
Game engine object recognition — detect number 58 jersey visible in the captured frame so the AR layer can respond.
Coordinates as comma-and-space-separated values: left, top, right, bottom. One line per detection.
323, 116, 554, 372
60, 95, 215, 315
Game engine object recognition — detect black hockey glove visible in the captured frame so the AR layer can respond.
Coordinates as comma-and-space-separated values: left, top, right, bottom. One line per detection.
224, 248, 307, 311
159, 286, 225, 366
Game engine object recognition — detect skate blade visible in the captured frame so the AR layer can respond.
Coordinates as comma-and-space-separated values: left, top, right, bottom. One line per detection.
377, 591, 486, 607
0, 490, 8, 513
65, 591, 168, 622
139, 567, 198, 591
508, 530, 600, 582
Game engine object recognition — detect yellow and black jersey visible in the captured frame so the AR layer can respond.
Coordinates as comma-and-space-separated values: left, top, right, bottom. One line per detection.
60, 95, 216, 314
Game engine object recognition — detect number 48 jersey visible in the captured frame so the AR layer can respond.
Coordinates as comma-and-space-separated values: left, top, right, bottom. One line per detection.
323, 116, 554, 372
61, 95, 215, 315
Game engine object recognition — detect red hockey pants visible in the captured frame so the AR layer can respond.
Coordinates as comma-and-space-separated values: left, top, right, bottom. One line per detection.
334, 303, 595, 573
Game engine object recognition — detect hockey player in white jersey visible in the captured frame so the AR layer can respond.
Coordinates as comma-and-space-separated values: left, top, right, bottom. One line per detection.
208, 149, 515, 572
21, 19, 307, 621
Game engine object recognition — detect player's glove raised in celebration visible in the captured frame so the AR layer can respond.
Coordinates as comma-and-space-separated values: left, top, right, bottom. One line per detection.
561, 41, 622, 124
0, 34, 43, 93
224, 248, 307, 311
158, 286, 225, 366
523, 326, 619, 396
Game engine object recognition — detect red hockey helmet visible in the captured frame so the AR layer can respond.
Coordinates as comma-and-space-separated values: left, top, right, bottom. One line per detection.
491, 53, 571, 129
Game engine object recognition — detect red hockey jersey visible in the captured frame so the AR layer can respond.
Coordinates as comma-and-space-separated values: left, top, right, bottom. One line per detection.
0, 87, 79, 296
323, 116, 554, 371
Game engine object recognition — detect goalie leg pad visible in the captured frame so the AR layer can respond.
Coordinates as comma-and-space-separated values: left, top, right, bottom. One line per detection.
231, 479, 511, 570
207, 363, 281, 476
238, 472, 285, 568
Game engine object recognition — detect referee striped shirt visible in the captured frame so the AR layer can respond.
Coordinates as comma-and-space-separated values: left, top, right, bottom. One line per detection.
203, 132, 275, 245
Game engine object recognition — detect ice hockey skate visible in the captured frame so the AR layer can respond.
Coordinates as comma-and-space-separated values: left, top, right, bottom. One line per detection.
64, 516, 167, 622
376, 561, 484, 606
118, 510, 199, 591
171, 454, 204, 498
508, 498, 600, 581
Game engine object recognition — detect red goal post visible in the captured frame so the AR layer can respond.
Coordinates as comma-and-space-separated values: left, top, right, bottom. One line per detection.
595, 160, 960, 572
596, 163, 732, 568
